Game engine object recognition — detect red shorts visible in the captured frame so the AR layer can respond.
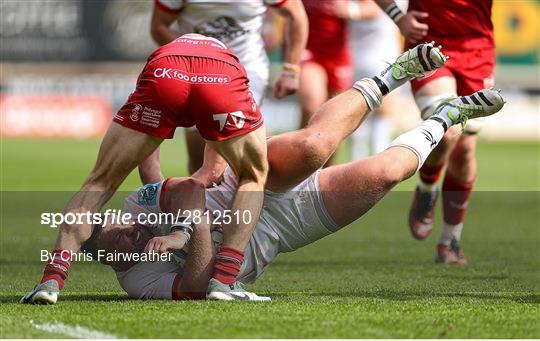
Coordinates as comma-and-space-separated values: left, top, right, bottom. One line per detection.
113, 55, 263, 141
411, 47, 495, 96
302, 49, 353, 93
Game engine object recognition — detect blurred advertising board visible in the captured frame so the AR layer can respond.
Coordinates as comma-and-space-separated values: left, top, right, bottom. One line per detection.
1, 0, 538, 66
0, 0, 155, 61
493, 0, 539, 66
0, 95, 111, 138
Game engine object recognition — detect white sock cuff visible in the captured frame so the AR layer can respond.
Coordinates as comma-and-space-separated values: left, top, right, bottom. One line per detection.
389, 120, 445, 171
352, 78, 383, 111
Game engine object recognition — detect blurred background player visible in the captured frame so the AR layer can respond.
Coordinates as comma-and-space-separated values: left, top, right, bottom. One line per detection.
376, 0, 497, 264
144, 0, 308, 180
349, 0, 402, 159
298, 0, 380, 165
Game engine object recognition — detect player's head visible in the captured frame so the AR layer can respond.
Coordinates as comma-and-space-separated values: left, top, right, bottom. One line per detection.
81, 222, 152, 270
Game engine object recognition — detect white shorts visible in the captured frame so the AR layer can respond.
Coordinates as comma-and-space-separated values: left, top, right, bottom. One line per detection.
115, 169, 339, 299
236, 170, 340, 283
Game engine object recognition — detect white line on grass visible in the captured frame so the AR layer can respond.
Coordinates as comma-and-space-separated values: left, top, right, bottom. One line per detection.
30, 320, 117, 339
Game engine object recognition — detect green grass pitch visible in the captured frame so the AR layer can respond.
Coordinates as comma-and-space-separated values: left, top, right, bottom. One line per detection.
1, 137, 539, 338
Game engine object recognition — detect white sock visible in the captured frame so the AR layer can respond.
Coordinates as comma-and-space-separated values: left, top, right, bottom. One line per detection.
439, 222, 464, 246
371, 114, 391, 154
389, 118, 446, 171
374, 67, 409, 94
418, 179, 438, 192
432, 104, 459, 129
352, 78, 383, 111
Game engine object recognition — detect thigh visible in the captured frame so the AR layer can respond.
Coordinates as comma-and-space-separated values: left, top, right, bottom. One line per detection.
188, 58, 264, 142
298, 61, 329, 113
413, 71, 457, 97
206, 126, 267, 180
318, 147, 416, 227
91, 122, 163, 187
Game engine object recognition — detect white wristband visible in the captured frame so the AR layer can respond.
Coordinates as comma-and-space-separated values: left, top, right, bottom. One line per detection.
385, 3, 405, 23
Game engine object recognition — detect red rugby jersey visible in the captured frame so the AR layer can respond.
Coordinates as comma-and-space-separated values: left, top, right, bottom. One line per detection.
407, 0, 494, 51
302, 0, 349, 59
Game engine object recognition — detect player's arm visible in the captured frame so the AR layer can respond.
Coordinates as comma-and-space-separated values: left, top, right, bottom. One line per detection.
373, 0, 428, 43
173, 220, 215, 299
271, 0, 308, 99
144, 177, 206, 254
151, 1, 182, 46
191, 145, 228, 187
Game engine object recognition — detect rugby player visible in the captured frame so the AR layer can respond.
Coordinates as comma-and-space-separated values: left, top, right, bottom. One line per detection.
21, 34, 271, 303
144, 0, 308, 178
376, 0, 498, 264
22, 42, 506, 303
298, 0, 379, 165
349, 0, 402, 158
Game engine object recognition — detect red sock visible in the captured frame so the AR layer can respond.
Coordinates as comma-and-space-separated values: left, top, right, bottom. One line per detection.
212, 247, 244, 285
442, 172, 475, 225
41, 249, 72, 290
419, 162, 446, 185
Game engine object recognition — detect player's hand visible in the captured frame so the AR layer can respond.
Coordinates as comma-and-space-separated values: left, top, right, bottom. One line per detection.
396, 10, 429, 43
273, 73, 299, 99
143, 235, 187, 254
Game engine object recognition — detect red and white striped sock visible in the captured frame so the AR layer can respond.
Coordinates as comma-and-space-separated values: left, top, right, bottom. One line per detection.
41, 249, 72, 290
441, 172, 475, 240
212, 247, 244, 285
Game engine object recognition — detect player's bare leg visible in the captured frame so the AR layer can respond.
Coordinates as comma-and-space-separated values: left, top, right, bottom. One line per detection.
21, 122, 163, 304
205, 126, 269, 300
268, 42, 448, 192
139, 148, 164, 184
267, 89, 371, 192
409, 77, 484, 265
298, 62, 328, 128
320, 89, 505, 229
436, 131, 478, 265
185, 129, 206, 175
298, 62, 344, 167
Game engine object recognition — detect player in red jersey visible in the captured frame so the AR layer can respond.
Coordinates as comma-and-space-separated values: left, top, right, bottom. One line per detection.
376, 0, 496, 264
146, 0, 308, 179
20, 34, 270, 303
299, 0, 381, 165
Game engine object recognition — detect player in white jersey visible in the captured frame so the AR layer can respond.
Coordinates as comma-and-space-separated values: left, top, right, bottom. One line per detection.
23, 42, 506, 303
349, 0, 402, 159
142, 0, 308, 180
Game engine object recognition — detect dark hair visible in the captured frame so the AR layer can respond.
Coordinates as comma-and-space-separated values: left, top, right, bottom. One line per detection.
80, 224, 102, 261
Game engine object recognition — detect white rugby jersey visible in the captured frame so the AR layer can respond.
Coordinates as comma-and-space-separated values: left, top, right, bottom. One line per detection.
116, 166, 337, 299
156, 0, 285, 69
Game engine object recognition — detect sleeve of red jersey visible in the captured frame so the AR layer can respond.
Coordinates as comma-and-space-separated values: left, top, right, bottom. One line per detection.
155, 0, 184, 14
264, 0, 289, 7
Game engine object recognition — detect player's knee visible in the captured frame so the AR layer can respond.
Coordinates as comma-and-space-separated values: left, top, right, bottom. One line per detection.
298, 132, 336, 170
415, 93, 456, 120
236, 159, 269, 187
379, 162, 406, 188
